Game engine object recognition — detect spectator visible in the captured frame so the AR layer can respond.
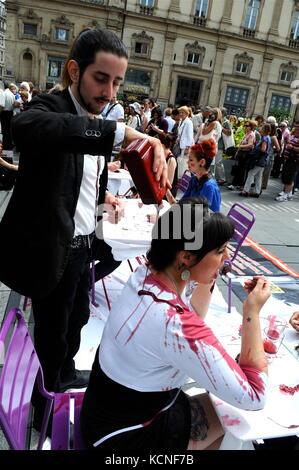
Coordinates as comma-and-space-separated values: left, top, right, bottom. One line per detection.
127, 103, 142, 130
80, 197, 270, 451
180, 139, 221, 212
164, 107, 175, 133
192, 106, 203, 137
275, 121, 299, 201
101, 95, 124, 122
228, 120, 256, 190
289, 311, 299, 332
19, 81, 32, 101
262, 123, 280, 190
176, 106, 194, 178
240, 123, 271, 198
158, 132, 177, 187
0, 83, 16, 150
143, 99, 152, 121
145, 107, 168, 137
215, 107, 233, 185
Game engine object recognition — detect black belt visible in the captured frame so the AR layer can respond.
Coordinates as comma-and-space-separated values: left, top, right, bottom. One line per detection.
71, 232, 95, 249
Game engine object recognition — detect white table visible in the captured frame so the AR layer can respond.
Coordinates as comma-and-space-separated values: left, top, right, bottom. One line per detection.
102, 198, 170, 261
107, 169, 133, 196
205, 307, 299, 449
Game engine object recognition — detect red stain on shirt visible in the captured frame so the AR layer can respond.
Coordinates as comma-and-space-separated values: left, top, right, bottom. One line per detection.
222, 414, 241, 426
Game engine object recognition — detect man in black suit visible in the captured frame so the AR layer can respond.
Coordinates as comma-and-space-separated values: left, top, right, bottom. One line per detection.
0, 29, 167, 426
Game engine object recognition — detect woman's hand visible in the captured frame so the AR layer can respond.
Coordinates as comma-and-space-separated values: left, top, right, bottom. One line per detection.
289, 311, 299, 332
243, 276, 271, 314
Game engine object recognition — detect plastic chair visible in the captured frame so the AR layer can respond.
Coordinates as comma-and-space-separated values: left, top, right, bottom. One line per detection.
0, 308, 85, 450
225, 203, 256, 313
173, 170, 192, 197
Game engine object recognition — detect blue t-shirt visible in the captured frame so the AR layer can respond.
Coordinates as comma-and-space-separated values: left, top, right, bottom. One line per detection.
181, 175, 221, 212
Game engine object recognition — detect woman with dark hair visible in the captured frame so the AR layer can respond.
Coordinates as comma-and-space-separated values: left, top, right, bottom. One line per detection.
81, 197, 270, 451
179, 139, 221, 212
145, 107, 168, 137
157, 132, 177, 187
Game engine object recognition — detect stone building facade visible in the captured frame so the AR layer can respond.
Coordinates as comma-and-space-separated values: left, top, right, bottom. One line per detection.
0, 0, 6, 80
4, 0, 299, 119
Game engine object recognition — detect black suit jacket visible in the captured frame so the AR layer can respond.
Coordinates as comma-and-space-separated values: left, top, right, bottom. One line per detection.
0, 88, 117, 299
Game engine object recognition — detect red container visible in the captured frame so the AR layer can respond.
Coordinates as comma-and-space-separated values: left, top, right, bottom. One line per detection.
121, 138, 167, 205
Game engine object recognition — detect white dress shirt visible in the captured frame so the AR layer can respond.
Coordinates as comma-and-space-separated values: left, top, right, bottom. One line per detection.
68, 87, 125, 236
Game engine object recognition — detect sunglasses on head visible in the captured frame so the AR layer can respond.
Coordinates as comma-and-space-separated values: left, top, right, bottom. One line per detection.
244, 124, 250, 127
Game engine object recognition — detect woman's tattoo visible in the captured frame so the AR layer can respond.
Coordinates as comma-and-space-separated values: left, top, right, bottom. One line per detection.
189, 397, 210, 441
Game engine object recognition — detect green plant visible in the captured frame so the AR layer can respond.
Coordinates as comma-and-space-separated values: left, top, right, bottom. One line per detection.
268, 107, 293, 124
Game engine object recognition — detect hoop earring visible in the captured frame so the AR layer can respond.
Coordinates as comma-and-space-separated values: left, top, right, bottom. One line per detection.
181, 269, 191, 281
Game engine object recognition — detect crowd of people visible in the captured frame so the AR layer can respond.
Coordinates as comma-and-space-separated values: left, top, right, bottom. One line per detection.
0, 27, 298, 452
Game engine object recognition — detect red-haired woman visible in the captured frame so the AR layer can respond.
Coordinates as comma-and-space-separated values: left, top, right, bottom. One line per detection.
180, 139, 221, 212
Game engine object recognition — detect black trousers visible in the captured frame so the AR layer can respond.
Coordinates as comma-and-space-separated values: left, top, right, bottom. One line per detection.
91, 238, 121, 283
0, 110, 14, 150
32, 246, 91, 394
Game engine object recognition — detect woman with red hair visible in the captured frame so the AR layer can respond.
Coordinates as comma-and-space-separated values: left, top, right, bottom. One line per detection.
181, 139, 221, 212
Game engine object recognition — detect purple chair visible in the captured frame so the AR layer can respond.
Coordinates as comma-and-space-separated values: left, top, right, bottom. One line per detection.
225, 203, 256, 313
174, 170, 192, 197
0, 308, 85, 450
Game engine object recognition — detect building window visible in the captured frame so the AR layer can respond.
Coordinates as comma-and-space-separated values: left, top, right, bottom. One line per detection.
23, 23, 37, 36
290, 10, 299, 39
269, 94, 291, 113
139, 0, 154, 15
280, 71, 293, 82
131, 31, 153, 59
125, 69, 151, 87
244, 0, 260, 30
224, 85, 250, 115
135, 42, 149, 55
193, 0, 209, 25
55, 27, 69, 41
187, 52, 200, 64
47, 56, 65, 79
0, 35, 4, 47
236, 62, 248, 74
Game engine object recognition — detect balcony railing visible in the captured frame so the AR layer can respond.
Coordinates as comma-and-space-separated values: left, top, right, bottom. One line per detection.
140, 6, 154, 15
242, 28, 255, 38
193, 16, 207, 27
289, 38, 299, 48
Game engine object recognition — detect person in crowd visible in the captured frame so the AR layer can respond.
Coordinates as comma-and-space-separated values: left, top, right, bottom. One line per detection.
194, 108, 218, 145
126, 102, 142, 130
176, 106, 194, 179
179, 139, 221, 212
255, 115, 265, 133
290, 311, 299, 332
158, 132, 177, 187
252, 120, 261, 144
240, 123, 271, 198
200, 105, 212, 124
145, 107, 168, 137
143, 99, 152, 121
80, 196, 270, 451
272, 121, 290, 178
123, 103, 130, 123
101, 95, 124, 122
32, 87, 43, 98
0, 83, 16, 151
48, 84, 63, 94
214, 107, 233, 185
228, 120, 256, 191
140, 103, 149, 132
170, 109, 180, 138
262, 123, 280, 190
192, 106, 203, 137
0, 28, 167, 431
164, 107, 175, 133
19, 81, 32, 101
275, 121, 299, 201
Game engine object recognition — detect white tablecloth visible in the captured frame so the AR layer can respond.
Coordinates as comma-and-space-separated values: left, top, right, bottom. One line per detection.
107, 169, 133, 196
102, 198, 170, 261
